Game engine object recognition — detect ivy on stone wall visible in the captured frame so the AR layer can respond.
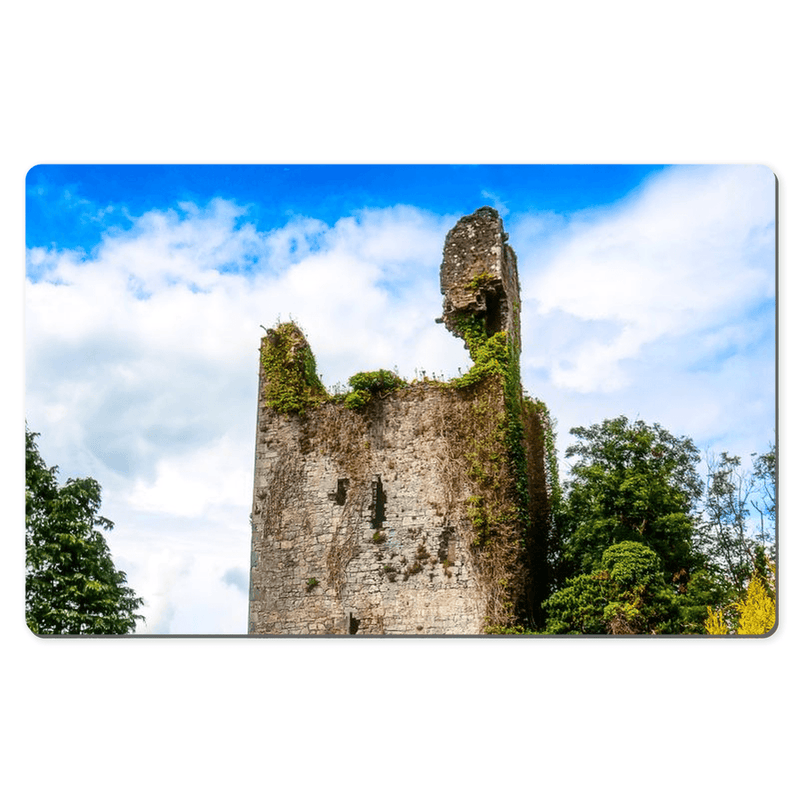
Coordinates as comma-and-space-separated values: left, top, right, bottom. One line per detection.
448, 309, 531, 544
261, 322, 328, 414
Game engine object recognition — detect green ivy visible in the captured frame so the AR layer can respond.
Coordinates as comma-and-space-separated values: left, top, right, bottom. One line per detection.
348, 369, 407, 393
447, 310, 533, 550
484, 624, 538, 635
343, 369, 407, 410
261, 322, 328, 414
343, 389, 371, 410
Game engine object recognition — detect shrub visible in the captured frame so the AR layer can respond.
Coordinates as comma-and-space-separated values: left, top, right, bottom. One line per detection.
348, 369, 407, 393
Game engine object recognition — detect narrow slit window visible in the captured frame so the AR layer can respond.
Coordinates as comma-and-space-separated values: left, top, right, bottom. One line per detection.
371, 475, 386, 528
329, 478, 349, 505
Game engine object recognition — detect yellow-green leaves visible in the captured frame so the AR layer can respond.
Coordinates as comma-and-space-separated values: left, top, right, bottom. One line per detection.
703, 561, 776, 635
735, 575, 776, 634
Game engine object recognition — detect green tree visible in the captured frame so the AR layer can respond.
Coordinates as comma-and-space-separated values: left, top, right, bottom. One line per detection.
543, 541, 680, 634
558, 416, 703, 588
675, 567, 734, 634
697, 450, 775, 595
751, 443, 776, 552
26, 428, 144, 634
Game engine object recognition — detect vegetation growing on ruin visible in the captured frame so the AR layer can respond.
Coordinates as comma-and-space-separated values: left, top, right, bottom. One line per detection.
448, 310, 532, 543
343, 369, 407, 410
419, 306, 539, 629
261, 322, 328, 414
466, 271, 495, 292
449, 312, 509, 390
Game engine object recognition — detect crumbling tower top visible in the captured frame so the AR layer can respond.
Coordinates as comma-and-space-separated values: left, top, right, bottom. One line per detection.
439, 206, 522, 355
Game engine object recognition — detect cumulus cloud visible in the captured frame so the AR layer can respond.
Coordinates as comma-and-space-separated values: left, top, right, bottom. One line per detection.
132, 548, 194, 634
516, 164, 774, 394
129, 435, 252, 518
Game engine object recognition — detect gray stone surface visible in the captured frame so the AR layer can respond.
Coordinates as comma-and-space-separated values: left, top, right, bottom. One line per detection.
249, 385, 495, 634
439, 205, 521, 354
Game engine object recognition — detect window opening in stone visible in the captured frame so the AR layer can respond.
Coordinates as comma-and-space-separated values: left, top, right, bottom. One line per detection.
370, 475, 386, 529
484, 290, 503, 337
329, 478, 349, 505
347, 611, 360, 635
437, 527, 455, 563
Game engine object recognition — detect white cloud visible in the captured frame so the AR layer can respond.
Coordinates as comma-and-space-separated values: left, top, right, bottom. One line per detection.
517, 165, 775, 395
117, 544, 196, 635
129, 434, 251, 517
222, 567, 249, 594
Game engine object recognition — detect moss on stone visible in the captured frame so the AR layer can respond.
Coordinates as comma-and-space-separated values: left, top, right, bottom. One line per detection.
261, 322, 328, 414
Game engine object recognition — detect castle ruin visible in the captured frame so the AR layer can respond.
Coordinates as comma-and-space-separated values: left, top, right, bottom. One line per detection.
248, 207, 552, 635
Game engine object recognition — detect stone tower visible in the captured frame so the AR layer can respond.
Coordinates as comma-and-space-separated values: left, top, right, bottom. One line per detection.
248, 207, 551, 635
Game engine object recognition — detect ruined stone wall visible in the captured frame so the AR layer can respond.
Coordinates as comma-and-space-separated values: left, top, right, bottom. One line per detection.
249, 377, 514, 635
439, 206, 521, 354
248, 206, 550, 635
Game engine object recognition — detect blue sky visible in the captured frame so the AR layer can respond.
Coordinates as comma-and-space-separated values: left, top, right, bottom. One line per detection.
24, 164, 776, 634
26, 164, 669, 253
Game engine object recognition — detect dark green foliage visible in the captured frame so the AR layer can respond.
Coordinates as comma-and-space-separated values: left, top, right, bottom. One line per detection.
484, 624, 537, 635
25, 428, 144, 635
543, 541, 680, 634
343, 369, 407, 409
536, 415, 776, 634
559, 416, 702, 585
542, 572, 610, 634
677, 568, 737, 633
519, 397, 563, 625
343, 389, 371, 410
541, 416, 705, 634
348, 369, 407, 393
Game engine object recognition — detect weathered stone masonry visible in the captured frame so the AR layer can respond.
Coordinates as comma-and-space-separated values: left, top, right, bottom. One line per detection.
248, 207, 550, 634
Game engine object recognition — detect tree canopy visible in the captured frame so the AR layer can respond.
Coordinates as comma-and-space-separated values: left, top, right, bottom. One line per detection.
543, 541, 680, 634
25, 428, 144, 634
559, 416, 703, 586
535, 416, 775, 635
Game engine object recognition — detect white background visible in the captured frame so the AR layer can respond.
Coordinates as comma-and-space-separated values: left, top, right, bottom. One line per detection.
4, 2, 795, 797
